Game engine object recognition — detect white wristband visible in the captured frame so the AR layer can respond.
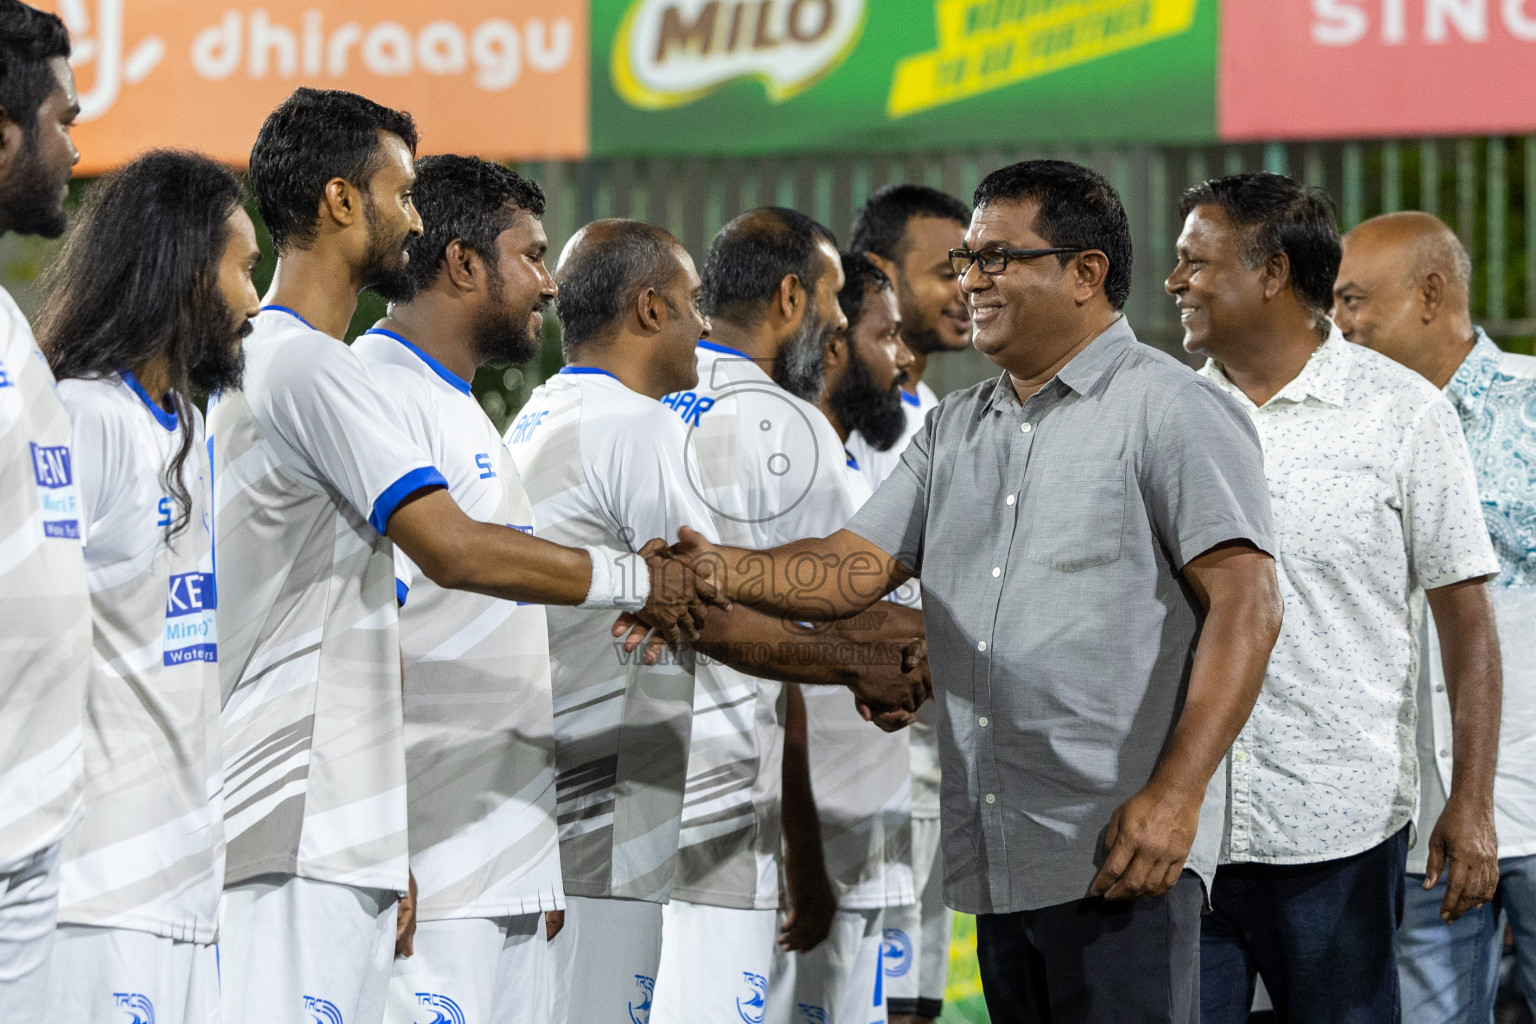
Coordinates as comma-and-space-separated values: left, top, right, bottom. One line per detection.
579, 545, 651, 612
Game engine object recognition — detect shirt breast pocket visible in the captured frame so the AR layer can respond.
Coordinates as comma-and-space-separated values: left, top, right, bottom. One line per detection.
1277, 468, 1378, 569
1023, 458, 1127, 572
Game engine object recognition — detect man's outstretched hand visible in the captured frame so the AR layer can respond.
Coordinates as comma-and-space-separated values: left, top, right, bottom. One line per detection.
854, 637, 930, 732
629, 536, 729, 652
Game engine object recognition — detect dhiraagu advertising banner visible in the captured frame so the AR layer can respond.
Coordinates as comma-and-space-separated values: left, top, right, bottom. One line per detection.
591, 0, 1218, 157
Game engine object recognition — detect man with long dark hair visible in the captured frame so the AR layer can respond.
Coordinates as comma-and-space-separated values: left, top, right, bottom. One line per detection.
36, 150, 260, 1024
0, 1, 87, 1014
212, 90, 716, 1024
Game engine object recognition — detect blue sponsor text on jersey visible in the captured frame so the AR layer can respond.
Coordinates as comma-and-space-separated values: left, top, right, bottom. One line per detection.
31, 442, 80, 538
475, 453, 496, 479
660, 390, 716, 428
164, 571, 217, 665
507, 408, 549, 444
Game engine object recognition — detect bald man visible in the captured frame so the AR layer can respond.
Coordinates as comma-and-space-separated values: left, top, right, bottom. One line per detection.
1337, 212, 1535, 1024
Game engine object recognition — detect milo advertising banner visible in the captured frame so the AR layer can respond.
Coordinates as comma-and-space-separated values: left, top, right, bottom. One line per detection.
591, 0, 1218, 157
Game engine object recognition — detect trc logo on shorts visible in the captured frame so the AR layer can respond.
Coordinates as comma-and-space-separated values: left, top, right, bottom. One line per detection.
304, 995, 345, 1024
414, 992, 466, 1024
628, 974, 655, 1024
795, 1003, 830, 1024
882, 927, 914, 977
113, 993, 155, 1024
736, 971, 767, 1024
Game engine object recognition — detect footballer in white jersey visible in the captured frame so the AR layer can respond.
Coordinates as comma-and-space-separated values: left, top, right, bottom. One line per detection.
0, 285, 90, 1014
0, 25, 89, 1012
35, 151, 262, 1024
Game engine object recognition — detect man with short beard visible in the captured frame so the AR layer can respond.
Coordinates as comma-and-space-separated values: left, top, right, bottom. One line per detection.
0, 2, 88, 1014
212, 94, 718, 1024
847, 187, 970, 1024
350, 155, 564, 1024
37, 151, 260, 1024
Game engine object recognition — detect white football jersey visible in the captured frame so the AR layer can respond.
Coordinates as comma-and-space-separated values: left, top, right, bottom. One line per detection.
352, 329, 563, 921
659, 341, 874, 909
849, 381, 942, 821
56, 373, 223, 941
0, 285, 90, 866
209, 306, 446, 891
507, 367, 718, 903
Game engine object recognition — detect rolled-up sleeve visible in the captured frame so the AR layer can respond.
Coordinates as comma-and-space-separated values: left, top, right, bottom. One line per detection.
846, 406, 933, 575
1144, 378, 1278, 569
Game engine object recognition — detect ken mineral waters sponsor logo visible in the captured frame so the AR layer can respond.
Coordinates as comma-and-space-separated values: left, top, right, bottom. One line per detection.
30, 442, 81, 539
164, 570, 217, 665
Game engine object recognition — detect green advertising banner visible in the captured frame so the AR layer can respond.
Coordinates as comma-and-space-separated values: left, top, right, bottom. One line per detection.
591, 0, 1218, 158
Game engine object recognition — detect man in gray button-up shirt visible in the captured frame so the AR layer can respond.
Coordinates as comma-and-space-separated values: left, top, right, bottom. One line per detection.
646, 161, 1285, 1023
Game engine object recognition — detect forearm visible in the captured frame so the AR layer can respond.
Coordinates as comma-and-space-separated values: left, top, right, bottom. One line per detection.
1152, 583, 1280, 798
695, 603, 922, 688
780, 682, 825, 866
1432, 581, 1502, 806
704, 530, 908, 621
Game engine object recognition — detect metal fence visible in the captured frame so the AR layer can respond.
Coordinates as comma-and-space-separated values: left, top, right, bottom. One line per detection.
514, 136, 1536, 404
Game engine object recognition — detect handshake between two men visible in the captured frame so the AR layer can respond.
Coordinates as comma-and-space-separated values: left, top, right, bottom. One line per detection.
617, 525, 931, 729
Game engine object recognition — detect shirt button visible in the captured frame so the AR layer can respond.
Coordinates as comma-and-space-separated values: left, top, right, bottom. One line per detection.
1435, 684, 1446, 693
992, 567, 1001, 577
1234, 750, 1250, 763
977, 641, 987, 652
1440, 749, 1450, 758
1005, 494, 1016, 506
985, 793, 997, 804
978, 716, 989, 727
1019, 422, 1033, 434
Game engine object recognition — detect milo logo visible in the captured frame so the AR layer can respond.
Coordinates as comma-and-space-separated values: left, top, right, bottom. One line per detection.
612, 0, 866, 108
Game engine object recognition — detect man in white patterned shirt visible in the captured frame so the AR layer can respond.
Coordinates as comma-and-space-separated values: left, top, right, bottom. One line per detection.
0, 6, 88, 1014
213, 91, 716, 1024
847, 183, 971, 1024
349, 156, 567, 1024
1336, 211, 1536, 1023
39, 153, 260, 1024
1168, 173, 1502, 1024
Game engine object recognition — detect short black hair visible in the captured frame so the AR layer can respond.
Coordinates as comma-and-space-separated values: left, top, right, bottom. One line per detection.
849, 184, 970, 262
701, 207, 837, 324
0, 0, 70, 132
1180, 172, 1341, 319
973, 160, 1133, 310
249, 87, 419, 255
556, 219, 686, 353
837, 252, 892, 334
396, 155, 544, 302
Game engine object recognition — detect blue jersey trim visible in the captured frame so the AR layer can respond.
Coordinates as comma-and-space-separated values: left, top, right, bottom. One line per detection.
557, 366, 621, 381
260, 304, 318, 331
369, 465, 448, 535
120, 369, 178, 431
396, 578, 409, 607
845, 449, 860, 470
363, 328, 474, 396
900, 389, 921, 408
697, 339, 754, 361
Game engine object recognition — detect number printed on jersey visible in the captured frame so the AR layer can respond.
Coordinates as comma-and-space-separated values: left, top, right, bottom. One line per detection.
164, 570, 218, 666
30, 442, 80, 539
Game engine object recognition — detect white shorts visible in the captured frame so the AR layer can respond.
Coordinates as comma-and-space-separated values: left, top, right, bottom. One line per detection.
549, 895, 662, 1024
650, 899, 777, 1024
884, 817, 951, 1017
386, 913, 549, 1024
766, 907, 886, 1024
0, 841, 61, 1019
46, 924, 220, 1024
218, 874, 398, 1024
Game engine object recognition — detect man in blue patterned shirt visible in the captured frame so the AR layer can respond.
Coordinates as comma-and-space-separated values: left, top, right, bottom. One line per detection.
1337, 210, 1536, 1024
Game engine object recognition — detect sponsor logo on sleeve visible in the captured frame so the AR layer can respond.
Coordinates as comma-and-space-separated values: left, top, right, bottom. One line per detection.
31, 442, 81, 539
303, 996, 344, 1024
882, 927, 913, 977
413, 992, 466, 1024
628, 974, 655, 1024
164, 571, 218, 665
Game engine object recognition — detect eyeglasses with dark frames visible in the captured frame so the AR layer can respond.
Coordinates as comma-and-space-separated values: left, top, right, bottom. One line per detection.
948, 246, 1089, 276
